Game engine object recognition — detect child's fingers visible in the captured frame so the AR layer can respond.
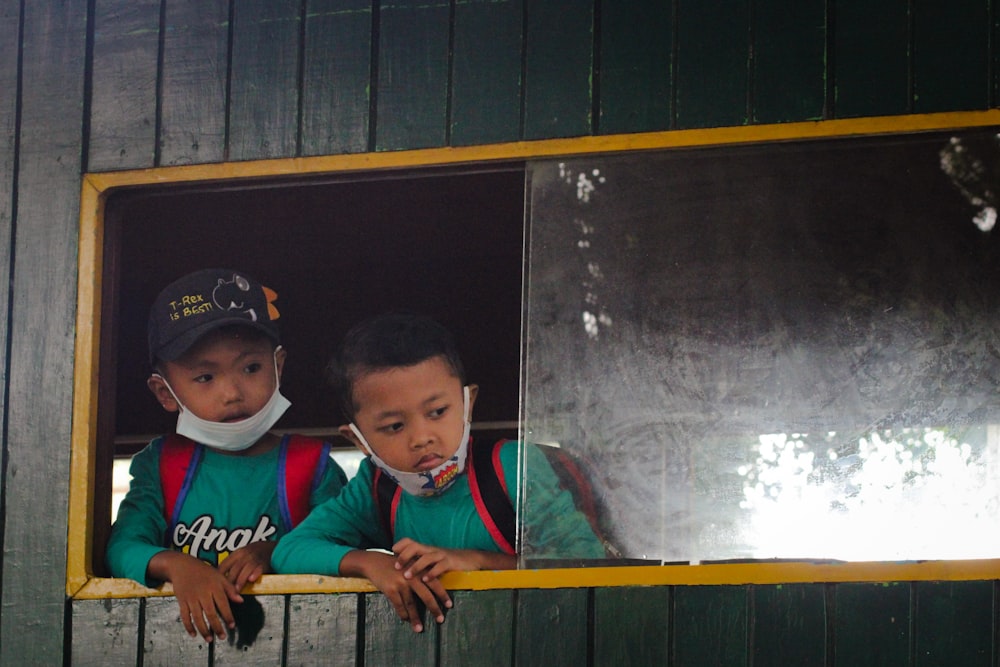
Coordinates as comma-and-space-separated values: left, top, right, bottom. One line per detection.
387, 589, 425, 633
404, 551, 446, 580
392, 539, 423, 568
221, 577, 245, 604
229, 561, 261, 591
422, 577, 453, 611
190, 603, 221, 642
420, 560, 453, 582
176, 600, 201, 639
409, 579, 450, 624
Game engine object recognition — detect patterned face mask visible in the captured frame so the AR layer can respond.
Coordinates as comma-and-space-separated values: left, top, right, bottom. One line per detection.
351, 386, 471, 497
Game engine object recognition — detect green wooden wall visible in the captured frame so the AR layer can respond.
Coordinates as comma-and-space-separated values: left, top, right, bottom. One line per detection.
2, 0, 998, 663
70, 581, 1000, 666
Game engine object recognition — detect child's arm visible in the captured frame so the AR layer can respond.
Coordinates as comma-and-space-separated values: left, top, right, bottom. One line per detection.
392, 538, 517, 581
147, 550, 243, 642
339, 548, 454, 633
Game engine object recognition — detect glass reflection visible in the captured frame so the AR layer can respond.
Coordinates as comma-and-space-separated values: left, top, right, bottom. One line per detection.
522, 128, 1000, 564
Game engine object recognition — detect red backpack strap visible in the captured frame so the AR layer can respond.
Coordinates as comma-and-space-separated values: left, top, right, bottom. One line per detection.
159, 434, 203, 533
468, 439, 516, 555
372, 466, 402, 543
278, 435, 332, 532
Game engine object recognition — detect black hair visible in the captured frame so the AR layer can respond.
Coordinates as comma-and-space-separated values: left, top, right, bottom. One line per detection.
327, 311, 466, 421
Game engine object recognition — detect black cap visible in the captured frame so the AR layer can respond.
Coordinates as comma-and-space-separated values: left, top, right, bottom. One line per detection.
147, 268, 280, 365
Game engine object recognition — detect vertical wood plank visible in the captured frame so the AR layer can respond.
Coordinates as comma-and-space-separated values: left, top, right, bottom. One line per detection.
364, 592, 437, 667
598, 0, 672, 135
375, 0, 450, 151
0, 0, 19, 515
1, 1, 87, 664
300, 0, 372, 156
673, 586, 748, 667
522, 0, 593, 140
832, 0, 909, 118
752, 0, 826, 123
514, 588, 589, 667
159, 0, 230, 166
752, 584, 826, 667
143, 597, 211, 666
229, 0, 301, 161
286, 593, 360, 667
88, 0, 160, 171
593, 586, 670, 665
674, 0, 750, 129
914, 581, 994, 667
212, 595, 285, 665
833, 583, 910, 667
439, 589, 514, 667
450, 0, 523, 146
912, 0, 991, 113
71, 598, 141, 667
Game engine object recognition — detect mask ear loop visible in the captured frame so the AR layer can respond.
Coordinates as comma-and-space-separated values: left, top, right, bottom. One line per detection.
151, 374, 190, 413
349, 423, 375, 457
273, 345, 284, 389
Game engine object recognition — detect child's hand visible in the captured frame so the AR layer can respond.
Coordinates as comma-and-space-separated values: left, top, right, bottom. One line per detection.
148, 550, 243, 642
392, 538, 480, 582
218, 540, 276, 590
339, 549, 452, 633
392, 538, 518, 582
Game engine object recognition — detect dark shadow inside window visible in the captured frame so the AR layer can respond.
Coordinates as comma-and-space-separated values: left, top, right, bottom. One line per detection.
93, 166, 526, 575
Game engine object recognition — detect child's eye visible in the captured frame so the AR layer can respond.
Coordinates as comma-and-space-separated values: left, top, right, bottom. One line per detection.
429, 406, 448, 419
377, 422, 405, 434
244, 362, 263, 374
193, 374, 213, 384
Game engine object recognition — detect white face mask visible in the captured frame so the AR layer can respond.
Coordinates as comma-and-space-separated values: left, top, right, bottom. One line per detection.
351, 386, 471, 497
154, 348, 291, 452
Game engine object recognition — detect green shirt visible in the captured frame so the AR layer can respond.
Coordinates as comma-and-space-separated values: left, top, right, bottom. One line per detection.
106, 434, 347, 587
271, 440, 605, 575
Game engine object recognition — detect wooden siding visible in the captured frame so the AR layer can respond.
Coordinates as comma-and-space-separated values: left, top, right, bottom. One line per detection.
70, 581, 1000, 666
2, 1, 87, 665
1, 0, 999, 663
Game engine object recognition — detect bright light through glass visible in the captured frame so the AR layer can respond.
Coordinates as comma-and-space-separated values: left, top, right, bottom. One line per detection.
737, 427, 1000, 560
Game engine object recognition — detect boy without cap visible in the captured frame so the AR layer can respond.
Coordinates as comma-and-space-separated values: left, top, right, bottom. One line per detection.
272, 311, 604, 632
107, 268, 347, 643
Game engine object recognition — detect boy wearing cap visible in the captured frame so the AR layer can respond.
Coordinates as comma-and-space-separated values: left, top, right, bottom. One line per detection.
107, 268, 347, 643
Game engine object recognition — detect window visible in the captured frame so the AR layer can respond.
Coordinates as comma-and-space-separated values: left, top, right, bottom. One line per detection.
79, 165, 525, 580
69, 112, 1000, 597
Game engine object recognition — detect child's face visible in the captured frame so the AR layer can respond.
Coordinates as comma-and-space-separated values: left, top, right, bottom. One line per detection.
147, 329, 285, 423
341, 356, 478, 473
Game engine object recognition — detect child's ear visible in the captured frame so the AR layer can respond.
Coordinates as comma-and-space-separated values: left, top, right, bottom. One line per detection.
338, 424, 368, 454
147, 375, 179, 413
274, 346, 288, 379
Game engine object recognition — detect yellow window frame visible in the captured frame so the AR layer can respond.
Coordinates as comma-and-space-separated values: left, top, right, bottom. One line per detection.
68, 109, 1000, 599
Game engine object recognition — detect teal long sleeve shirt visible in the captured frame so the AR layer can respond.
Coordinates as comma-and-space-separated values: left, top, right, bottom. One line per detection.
106, 434, 348, 587
271, 440, 606, 575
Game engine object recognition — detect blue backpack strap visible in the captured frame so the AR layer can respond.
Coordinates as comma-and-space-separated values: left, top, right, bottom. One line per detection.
159, 434, 204, 538
467, 439, 516, 555
277, 435, 332, 532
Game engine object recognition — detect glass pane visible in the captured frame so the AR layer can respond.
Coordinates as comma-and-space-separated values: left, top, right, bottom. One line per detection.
522, 129, 1000, 563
